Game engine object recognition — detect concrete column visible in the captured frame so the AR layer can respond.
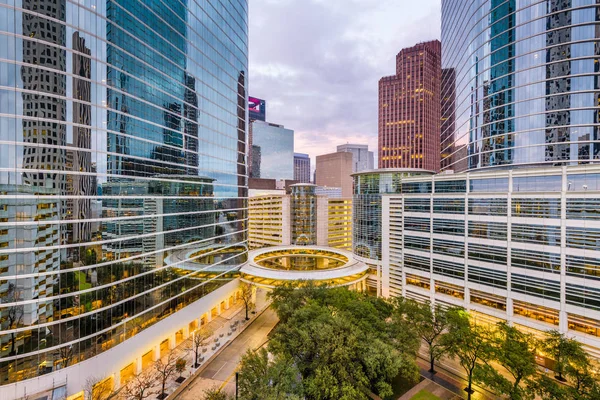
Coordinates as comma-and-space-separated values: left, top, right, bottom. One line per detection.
113, 372, 121, 390
169, 333, 177, 350
206, 312, 212, 323
183, 324, 190, 339
154, 344, 160, 361
225, 297, 231, 310
216, 302, 222, 316
135, 356, 143, 375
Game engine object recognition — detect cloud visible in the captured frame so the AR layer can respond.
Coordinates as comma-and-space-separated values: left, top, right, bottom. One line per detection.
249, 0, 441, 169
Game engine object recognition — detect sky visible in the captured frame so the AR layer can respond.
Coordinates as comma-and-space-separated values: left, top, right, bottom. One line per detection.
248, 0, 441, 167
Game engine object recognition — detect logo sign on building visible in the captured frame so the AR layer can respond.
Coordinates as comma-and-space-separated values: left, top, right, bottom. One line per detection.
248, 96, 266, 121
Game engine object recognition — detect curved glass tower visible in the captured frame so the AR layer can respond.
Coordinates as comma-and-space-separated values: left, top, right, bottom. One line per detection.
0, 0, 248, 394
441, 0, 600, 172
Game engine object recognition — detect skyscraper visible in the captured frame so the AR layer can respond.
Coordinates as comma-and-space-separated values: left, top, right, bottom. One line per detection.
294, 153, 311, 183
337, 144, 374, 172
379, 41, 441, 171
441, 0, 600, 171
0, 1, 248, 397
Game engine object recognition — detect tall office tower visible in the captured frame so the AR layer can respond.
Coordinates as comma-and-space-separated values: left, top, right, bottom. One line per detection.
0, 1, 248, 397
315, 152, 354, 197
379, 41, 441, 171
442, 0, 600, 172
337, 144, 374, 172
251, 120, 294, 180
294, 153, 311, 183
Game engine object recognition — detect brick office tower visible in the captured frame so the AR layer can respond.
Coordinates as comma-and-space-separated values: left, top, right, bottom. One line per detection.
379, 40, 441, 171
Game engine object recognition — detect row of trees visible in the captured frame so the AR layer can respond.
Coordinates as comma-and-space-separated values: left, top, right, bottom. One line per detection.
389, 297, 600, 400
205, 283, 600, 400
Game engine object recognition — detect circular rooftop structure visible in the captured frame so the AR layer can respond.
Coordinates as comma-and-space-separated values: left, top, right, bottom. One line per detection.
240, 246, 369, 289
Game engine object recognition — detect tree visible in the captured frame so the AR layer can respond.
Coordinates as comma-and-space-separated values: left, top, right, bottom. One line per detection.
394, 298, 454, 373
155, 351, 178, 399
239, 282, 255, 320
477, 322, 537, 400
268, 286, 418, 399
191, 327, 213, 367
564, 354, 599, 400
121, 372, 156, 400
443, 309, 494, 400
541, 330, 587, 381
203, 386, 233, 400
237, 348, 303, 400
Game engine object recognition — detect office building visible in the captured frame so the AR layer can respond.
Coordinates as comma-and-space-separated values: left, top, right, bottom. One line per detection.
248, 185, 352, 251
315, 152, 353, 197
381, 166, 600, 358
352, 169, 435, 294
337, 144, 374, 173
294, 153, 311, 183
0, 1, 248, 397
441, 0, 600, 171
379, 40, 441, 172
250, 120, 294, 180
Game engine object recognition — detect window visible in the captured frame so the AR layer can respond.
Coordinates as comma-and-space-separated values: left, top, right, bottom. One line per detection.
433, 238, 464, 257
468, 243, 506, 264
404, 217, 430, 233
512, 198, 560, 218
469, 177, 509, 192
566, 199, 600, 220
566, 284, 600, 311
511, 248, 560, 273
512, 274, 560, 301
404, 254, 430, 272
433, 219, 464, 235
433, 198, 465, 214
512, 224, 560, 246
468, 265, 507, 288
468, 198, 507, 215
513, 175, 562, 192
468, 221, 507, 240
566, 255, 600, 280
435, 180, 467, 193
433, 258, 464, 278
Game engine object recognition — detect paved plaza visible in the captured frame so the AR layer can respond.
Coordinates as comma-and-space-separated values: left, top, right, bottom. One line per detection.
175, 307, 279, 399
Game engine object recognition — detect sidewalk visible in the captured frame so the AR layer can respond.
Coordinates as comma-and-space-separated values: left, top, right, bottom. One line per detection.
174, 307, 279, 399
416, 350, 498, 400
115, 287, 271, 400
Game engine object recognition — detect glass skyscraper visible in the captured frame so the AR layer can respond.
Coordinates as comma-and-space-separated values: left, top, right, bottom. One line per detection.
0, 0, 248, 397
441, 0, 600, 171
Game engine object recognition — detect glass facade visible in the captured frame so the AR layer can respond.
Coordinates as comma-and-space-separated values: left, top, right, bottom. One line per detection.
352, 169, 434, 262
441, 0, 600, 171
0, 0, 248, 385
250, 120, 294, 180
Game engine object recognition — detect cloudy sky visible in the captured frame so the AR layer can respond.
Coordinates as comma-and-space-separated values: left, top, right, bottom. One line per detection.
248, 0, 441, 167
